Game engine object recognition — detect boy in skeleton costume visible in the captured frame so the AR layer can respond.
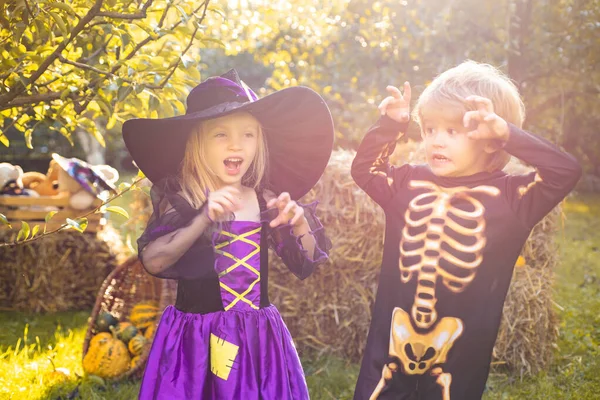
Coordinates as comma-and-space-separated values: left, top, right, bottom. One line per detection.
351, 61, 582, 400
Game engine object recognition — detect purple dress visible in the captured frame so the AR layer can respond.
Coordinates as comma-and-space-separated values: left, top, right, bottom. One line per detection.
136, 180, 330, 400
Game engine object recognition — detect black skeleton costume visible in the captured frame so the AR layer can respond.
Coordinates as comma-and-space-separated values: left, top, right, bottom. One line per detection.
352, 116, 581, 400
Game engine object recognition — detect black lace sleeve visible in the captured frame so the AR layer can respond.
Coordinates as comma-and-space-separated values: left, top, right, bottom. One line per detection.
137, 178, 214, 280
264, 200, 331, 280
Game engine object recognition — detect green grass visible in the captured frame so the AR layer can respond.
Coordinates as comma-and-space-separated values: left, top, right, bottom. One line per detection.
483, 196, 600, 400
1, 195, 599, 399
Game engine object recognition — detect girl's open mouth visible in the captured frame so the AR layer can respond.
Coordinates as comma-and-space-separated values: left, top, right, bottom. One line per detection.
224, 157, 244, 175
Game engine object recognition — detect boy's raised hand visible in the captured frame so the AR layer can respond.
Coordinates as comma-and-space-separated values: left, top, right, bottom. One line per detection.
463, 95, 510, 141
378, 82, 411, 123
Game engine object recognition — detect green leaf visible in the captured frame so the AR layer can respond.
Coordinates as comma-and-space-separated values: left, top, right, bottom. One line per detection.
106, 206, 129, 219
148, 95, 160, 112
0, 130, 9, 147
31, 224, 40, 238
46, 2, 77, 16
117, 85, 133, 102
66, 218, 88, 233
118, 182, 131, 191
48, 11, 69, 38
0, 213, 12, 229
17, 221, 30, 242
200, 37, 225, 48
208, 4, 226, 19
45, 210, 57, 223
90, 128, 106, 148
94, 98, 113, 118
24, 128, 33, 149
136, 169, 145, 179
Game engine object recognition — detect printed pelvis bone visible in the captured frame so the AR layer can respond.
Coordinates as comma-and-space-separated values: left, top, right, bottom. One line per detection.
369, 307, 463, 400
400, 181, 500, 330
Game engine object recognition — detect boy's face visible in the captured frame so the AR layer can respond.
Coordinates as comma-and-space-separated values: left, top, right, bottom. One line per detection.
202, 112, 260, 188
420, 107, 492, 178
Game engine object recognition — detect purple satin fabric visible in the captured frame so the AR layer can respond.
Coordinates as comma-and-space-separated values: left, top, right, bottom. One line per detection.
139, 305, 309, 400
139, 221, 309, 399
213, 221, 262, 311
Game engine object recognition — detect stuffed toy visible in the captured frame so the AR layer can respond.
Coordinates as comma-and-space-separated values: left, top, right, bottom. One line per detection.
0, 163, 40, 197
52, 154, 119, 210
22, 159, 61, 196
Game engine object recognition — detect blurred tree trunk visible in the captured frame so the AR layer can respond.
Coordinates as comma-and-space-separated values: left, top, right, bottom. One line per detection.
507, 0, 534, 88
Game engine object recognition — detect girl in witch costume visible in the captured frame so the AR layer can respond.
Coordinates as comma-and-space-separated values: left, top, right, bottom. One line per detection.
351, 61, 582, 399
122, 70, 333, 400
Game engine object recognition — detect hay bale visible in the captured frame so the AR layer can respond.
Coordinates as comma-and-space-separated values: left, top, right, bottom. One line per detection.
0, 225, 128, 313
270, 149, 384, 359
269, 147, 559, 376
492, 207, 559, 376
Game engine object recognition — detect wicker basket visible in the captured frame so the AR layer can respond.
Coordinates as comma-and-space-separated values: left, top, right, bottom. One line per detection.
82, 257, 177, 380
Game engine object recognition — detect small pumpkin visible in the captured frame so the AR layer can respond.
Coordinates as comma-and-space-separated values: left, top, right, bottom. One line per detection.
95, 312, 118, 333
90, 332, 112, 347
130, 355, 141, 370
44, 359, 70, 386
144, 324, 156, 340
128, 334, 148, 356
112, 322, 138, 344
130, 302, 159, 330
83, 331, 131, 379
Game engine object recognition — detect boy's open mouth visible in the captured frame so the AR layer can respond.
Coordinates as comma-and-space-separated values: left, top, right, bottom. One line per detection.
224, 157, 244, 175
432, 154, 451, 162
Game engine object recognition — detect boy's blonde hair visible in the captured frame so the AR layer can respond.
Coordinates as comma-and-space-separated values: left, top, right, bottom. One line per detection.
413, 60, 525, 171
177, 113, 268, 209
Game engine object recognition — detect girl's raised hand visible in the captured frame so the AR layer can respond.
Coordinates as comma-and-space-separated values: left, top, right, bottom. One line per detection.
463, 95, 510, 141
207, 186, 242, 222
378, 82, 411, 123
267, 192, 306, 228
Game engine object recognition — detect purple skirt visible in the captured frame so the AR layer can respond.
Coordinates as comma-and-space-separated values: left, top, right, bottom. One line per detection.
139, 305, 310, 399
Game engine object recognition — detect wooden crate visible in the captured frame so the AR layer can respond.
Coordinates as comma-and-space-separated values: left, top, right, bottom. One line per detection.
0, 194, 106, 233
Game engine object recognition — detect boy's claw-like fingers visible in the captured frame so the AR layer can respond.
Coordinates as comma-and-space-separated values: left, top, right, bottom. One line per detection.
386, 85, 403, 99
403, 82, 411, 102
463, 111, 481, 127
467, 130, 484, 139
469, 96, 493, 112
378, 97, 392, 114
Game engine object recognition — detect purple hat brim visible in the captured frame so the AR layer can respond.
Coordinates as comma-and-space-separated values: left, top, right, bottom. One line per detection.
122, 86, 333, 200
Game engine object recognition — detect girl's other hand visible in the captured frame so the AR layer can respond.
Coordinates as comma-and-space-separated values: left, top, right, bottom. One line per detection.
267, 192, 306, 228
207, 186, 241, 222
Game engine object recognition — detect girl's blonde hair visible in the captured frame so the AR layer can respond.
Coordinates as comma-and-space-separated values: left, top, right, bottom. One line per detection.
177, 113, 268, 209
413, 60, 525, 171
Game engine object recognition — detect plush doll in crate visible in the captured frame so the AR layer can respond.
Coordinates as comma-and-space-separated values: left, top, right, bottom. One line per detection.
0, 162, 40, 198
52, 154, 119, 210
22, 159, 61, 196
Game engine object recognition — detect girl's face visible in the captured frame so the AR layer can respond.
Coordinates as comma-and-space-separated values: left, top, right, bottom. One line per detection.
420, 106, 492, 178
202, 112, 260, 188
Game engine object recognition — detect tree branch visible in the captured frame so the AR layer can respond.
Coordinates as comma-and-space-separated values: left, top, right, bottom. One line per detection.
0, 90, 88, 111
58, 55, 110, 75
527, 89, 599, 118
153, 2, 209, 88
96, 0, 153, 19
0, 0, 103, 108
0, 178, 145, 248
